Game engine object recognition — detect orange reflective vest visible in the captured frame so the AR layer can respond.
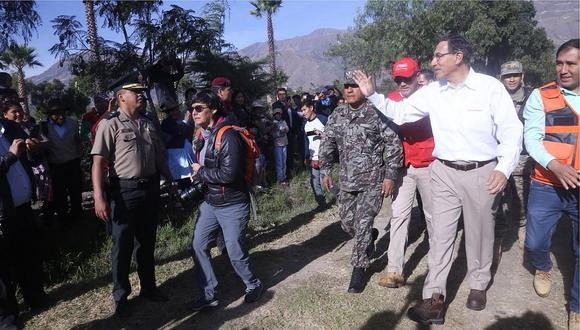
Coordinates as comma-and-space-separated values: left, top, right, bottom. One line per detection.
533, 81, 580, 187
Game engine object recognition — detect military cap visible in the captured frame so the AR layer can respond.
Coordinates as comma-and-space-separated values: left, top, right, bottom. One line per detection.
211, 76, 231, 88
344, 71, 358, 86
251, 100, 265, 108
109, 71, 148, 93
500, 61, 523, 77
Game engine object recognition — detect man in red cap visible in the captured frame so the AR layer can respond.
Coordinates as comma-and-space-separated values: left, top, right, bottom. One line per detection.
211, 76, 232, 115
375, 57, 435, 289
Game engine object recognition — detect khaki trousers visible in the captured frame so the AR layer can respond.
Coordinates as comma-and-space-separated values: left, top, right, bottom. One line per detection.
423, 160, 499, 299
387, 165, 433, 273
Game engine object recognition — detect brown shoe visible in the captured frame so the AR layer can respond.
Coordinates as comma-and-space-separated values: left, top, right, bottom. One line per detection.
466, 289, 486, 311
407, 293, 445, 325
570, 311, 580, 330
378, 272, 405, 288
534, 270, 551, 297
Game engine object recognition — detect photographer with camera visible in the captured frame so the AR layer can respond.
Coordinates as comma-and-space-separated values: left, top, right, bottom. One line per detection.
189, 90, 263, 311
0, 118, 47, 329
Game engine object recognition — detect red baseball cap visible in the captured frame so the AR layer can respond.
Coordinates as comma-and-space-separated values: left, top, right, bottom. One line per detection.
391, 57, 419, 78
211, 76, 231, 88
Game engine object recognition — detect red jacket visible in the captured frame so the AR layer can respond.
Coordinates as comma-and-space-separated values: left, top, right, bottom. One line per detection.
386, 90, 435, 168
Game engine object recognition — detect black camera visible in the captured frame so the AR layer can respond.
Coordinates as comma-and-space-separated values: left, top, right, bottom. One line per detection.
177, 177, 206, 202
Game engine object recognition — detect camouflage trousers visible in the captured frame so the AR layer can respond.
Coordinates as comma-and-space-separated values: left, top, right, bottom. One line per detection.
501, 155, 534, 228
338, 184, 384, 268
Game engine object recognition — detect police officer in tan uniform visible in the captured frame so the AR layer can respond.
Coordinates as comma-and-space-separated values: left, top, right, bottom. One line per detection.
91, 72, 174, 317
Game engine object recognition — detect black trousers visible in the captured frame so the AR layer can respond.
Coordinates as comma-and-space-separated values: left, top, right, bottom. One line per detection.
108, 181, 160, 302
49, 158, 83, 219
0, 203, 45, 328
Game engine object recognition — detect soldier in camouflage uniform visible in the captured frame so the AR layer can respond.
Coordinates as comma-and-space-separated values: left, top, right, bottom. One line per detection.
319, 75, 403, 293
499, 60, 533, 249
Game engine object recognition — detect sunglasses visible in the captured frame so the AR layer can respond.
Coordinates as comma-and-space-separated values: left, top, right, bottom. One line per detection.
394, 76, 415, 85
343, 83, 359, 89
191, 104, 209, 113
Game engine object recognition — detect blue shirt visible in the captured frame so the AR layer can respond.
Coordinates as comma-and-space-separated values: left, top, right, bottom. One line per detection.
49, 119, 68, 138
523, 84, 580, 168
0, 124, 33, 207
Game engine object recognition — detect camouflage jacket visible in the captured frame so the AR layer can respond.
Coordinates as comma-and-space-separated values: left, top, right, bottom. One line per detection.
319, 101, 403, 192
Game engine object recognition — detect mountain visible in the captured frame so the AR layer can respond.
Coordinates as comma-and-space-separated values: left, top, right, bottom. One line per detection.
29, 59, 72, 85
533, 0, 580, 47
238, 28, 345, 89
29, 2, 579, 89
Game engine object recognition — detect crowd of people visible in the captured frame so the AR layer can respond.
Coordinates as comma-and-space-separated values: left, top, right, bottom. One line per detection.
0, 33, 578, 330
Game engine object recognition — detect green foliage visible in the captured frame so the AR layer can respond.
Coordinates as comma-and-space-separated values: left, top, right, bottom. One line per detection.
327, 0, 555, 87
0, 1, 41, 52
28, 79, 91, 117
188, 51, 286, 100
0, 43, 42, 71
249, 0, 283, 18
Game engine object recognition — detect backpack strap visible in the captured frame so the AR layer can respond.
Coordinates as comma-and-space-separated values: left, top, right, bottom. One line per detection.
215, 125, 237, 151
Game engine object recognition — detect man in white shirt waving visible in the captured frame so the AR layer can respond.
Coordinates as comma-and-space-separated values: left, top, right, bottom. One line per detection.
353, 33, 523, 325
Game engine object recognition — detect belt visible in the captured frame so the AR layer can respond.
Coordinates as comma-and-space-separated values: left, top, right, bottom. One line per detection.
438, 159, 496, 171
110, 176, 157, 189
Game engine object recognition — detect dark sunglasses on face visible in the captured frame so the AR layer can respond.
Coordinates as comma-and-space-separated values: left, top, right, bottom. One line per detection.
394, 76, 415, 85
343, 83, 359, 89
191, 104, 209, 113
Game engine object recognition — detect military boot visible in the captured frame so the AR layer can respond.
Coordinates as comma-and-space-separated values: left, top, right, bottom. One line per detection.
348, 267, 366, 293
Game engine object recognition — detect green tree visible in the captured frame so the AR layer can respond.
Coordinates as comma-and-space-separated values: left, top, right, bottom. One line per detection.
327, 0, 555, 87
29, 79, 90, 118
0, 1, 41, 52
0, 43, 42, 114
250, 0, 282, 86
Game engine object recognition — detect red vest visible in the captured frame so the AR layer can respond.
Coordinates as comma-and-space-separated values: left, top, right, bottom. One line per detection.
533, 82, 580, 187
387, 91, 435, 168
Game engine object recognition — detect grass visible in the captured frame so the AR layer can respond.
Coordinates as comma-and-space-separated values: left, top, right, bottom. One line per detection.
40, 166, 322, 290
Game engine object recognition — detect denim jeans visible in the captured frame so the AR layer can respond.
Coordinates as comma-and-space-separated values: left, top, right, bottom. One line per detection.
274, 146, 287, 182
311, 167, 325, 205
526, 180, 579, 312
192, 201, 261, 300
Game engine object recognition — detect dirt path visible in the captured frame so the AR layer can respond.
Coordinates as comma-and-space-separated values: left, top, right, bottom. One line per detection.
25, 205, 573, 329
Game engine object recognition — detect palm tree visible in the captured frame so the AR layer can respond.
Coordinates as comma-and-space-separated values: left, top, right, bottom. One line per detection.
83, 0, 101, 92
250, 0, 282, 86
0, 43, 42, 114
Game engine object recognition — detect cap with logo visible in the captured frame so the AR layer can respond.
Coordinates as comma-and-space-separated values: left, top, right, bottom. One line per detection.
391, 57, 420, 78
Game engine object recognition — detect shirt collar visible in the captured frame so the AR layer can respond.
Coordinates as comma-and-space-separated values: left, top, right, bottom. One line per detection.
439, 67, 478, 91
559, 83, 580, 97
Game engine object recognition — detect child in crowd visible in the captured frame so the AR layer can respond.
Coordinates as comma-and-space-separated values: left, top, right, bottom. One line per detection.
271, 107, 289, 185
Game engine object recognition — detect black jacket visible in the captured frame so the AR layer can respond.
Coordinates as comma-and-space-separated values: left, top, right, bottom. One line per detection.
197, 117, 249, 206
0, 120, 35, 218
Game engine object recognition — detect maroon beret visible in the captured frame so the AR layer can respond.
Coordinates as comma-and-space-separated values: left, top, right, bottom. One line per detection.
211, 76, 231, 88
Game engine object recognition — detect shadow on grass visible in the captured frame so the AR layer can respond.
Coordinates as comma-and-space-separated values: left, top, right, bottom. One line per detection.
70, 217, 349, 329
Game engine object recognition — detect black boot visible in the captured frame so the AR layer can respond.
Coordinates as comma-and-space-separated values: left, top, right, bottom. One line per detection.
348, 267, 366, 293
366, 228, 379, 258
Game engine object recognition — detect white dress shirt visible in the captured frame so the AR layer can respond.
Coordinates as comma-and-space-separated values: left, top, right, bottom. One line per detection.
368, 68, 523, 178
0, 125, 33, 207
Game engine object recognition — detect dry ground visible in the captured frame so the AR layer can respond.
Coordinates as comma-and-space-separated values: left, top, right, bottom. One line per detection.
24, 204, 574, 330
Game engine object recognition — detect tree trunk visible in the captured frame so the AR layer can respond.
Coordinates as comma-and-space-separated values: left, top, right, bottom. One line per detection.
84, 0, 102, 92
266, 12, 277, 87
16, 67, 29, 114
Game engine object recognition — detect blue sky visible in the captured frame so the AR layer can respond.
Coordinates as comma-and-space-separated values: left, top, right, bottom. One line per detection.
23, 0, 364, 77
